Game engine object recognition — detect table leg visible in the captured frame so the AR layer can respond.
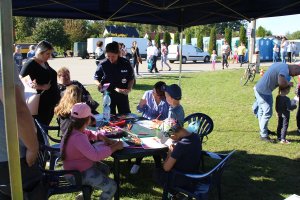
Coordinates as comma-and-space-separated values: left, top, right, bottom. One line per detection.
113, 158, 120, 200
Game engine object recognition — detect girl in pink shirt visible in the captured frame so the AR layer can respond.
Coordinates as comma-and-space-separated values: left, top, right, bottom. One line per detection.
61, 103, 123, 200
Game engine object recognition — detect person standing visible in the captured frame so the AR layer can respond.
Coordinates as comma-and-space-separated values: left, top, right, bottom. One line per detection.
147, 40, 154, 72
210, 50, 217, 71
152, 43, 159, 73
131, 41, 141, 76
273, 44, 280, 62
221, 41, 230, 69
238, 42, 246, 67
287, 41, 292, 63
0, 60, 44, 199
292, 42, 297, 63
232, 45, 238, 64
95, 41, 104, 66
20, 40, 60, 125
253, 62, 300, 142
160, 42, 171, 71
280, 37, 288, 63
94, 41, 134, 115
27, 45, 35, 59
13, 45, 23, 72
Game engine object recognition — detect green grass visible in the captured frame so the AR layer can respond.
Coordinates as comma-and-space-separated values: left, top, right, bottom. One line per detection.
50, 68, 300, 200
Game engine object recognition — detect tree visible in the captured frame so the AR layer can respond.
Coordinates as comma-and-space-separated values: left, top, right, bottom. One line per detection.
86, 21, 105, 38
154, 32, 161, 48
163, 31, 171, 46
239, 26, 247, 46
14, 16, 37, 42
196, 32, 203, 50
256, 26, 266, 37
185, 31, 192, 44
286, 30, 300, 39
64, 19, 88, 49
265, 30, 273, 36
224, 28, 232, 48
208, 27, 216, 54
174, 31, 180, 44
33, 19, 69, 49
214, 20, 247, 34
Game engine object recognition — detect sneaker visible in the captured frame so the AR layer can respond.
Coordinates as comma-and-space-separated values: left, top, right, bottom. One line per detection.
75, 192, 84, 200
130, 164, 140, 174
260, 136, 275, 143
267, 129, 276, 136
280, 139, 291, 144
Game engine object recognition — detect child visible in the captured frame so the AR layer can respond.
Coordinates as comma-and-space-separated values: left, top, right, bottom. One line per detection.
156, 125, 202, 193
163, 84, 185, 126
275, 86, 297, 144
210, 50, 217, 71
60, 103, 123, 200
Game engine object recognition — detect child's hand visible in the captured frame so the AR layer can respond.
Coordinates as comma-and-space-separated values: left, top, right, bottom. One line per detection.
115, 141, 124, 150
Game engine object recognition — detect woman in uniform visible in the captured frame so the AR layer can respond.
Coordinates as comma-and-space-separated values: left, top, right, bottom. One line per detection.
94, 41, 134, 115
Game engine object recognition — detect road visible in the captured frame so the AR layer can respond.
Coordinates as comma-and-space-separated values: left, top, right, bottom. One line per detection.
48, 57, 273, 85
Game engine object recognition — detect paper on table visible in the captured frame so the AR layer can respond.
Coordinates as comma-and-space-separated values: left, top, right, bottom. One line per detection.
141, 137, 167, 149
112, 139, 130, 148
285, 194, 300, 200
136, 120, 156, 129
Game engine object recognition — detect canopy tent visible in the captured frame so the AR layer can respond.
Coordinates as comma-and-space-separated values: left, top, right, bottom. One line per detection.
2, 0, 300, 199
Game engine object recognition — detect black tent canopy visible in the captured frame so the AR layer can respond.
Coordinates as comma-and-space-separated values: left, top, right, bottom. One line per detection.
12, 0, 300, 28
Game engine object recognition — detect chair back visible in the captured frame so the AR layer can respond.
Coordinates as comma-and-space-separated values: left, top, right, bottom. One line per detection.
35, 119, 51, 146
184, 113, 214, 141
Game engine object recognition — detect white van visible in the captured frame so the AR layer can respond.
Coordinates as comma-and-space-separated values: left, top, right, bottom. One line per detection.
167, 44, 210, 63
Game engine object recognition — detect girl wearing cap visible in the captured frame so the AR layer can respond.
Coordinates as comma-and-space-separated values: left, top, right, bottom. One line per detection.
61, 103, 123, 200
20, 40, 60, 125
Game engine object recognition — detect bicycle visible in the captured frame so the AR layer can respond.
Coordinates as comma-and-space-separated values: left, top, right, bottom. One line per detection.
240, 63, 256, 86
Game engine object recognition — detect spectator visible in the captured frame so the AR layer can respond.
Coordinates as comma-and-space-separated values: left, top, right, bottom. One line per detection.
27, 45, 35, 59
273, 44, 280, 62
119, 43, 127, 59
57, 67, 99, 114
60, 103, 123, 200
20, 40, 60, 125
280, 37, 288, 63
231, 45, 238, 64
152, 43, 159, 73
0, 61, 44, 199
292, 42, 297, 63
253, 63, 300, 142
275, 86, 297, 144
131, 41, 141, 76
287, 41, 292, 63
94, 41, 134, 115
221, 41, 230, 69
160, 42, 171, 71
210, 50, 217, 71
13, 45, 23, 72
95, 41, 105, 66
146, 40, 154, 72
238, 42, 246, 67
54, 85, 82, 135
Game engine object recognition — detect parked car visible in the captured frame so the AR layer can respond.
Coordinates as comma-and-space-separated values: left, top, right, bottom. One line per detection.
167, 44, 210, 63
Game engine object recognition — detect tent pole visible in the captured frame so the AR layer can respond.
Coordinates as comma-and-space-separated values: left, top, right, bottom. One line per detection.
0, 0, 23, 199
249, 19, 256, 65
178, 30, 183, 86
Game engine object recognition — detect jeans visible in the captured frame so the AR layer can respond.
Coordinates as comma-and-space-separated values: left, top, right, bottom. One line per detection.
132, 58, 139, 75
238, 55, 244, 66
254, 88, 273, 137
273, 52, 279, 62
222, 53, 228, 68
66, 162, 116, 200
281, 51, 286, 63
151, 56, 158, 72
161, 55, 171, 70
277, 112, 290, 140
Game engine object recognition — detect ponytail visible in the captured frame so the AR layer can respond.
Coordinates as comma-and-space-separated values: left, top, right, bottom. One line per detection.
61, 116, 90, 161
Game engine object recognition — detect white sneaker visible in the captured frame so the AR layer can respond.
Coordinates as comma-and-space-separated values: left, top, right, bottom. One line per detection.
130, 164, 140, 174
75, 192, 84, 200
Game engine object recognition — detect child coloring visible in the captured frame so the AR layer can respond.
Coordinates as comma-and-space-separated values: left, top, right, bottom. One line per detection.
61, 103, 123, 200
275, 86, 297, 144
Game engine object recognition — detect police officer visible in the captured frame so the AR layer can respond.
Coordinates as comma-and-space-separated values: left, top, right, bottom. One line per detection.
94, 41, 134, 115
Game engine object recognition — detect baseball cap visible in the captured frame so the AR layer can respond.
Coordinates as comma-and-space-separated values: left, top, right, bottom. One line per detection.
163, 84, 182, 100
71, 103, 94, 119
15, 45, 21, 49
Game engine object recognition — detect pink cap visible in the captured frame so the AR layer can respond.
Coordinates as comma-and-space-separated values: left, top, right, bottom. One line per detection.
71, 103, 93, 119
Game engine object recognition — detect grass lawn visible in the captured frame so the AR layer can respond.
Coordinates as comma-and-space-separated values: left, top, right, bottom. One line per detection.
50, 67, 300, 200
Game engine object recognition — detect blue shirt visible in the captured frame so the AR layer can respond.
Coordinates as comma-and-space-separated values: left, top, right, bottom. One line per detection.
27, 50, 35, 59
168, 105, 185, 126
137, 90, 169, 120
255, 62, 290, 95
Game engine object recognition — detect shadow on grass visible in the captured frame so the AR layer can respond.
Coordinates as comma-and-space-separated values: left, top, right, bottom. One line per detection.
222, 150, 300, 200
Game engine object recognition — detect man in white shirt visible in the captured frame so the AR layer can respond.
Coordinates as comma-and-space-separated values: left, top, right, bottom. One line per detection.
221, 41, 230, 69
146, 41, 159, 73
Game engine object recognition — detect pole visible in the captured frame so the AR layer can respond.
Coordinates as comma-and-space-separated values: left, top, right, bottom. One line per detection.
0, 0, 24, 199
178, 30, 183, 86
249, 19, 256, 64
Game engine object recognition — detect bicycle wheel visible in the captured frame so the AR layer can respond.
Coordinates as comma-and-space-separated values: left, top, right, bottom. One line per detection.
249, 64, 256, 82
240, 68, 250, 86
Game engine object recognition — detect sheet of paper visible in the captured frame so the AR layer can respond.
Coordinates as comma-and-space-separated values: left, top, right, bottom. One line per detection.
136, 120, 156, 129
285, 194, 300, 200
112, 139, 130, 148
141, 137, 167, 149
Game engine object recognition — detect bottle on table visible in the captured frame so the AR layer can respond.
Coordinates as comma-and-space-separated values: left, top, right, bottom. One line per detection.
103, 91, 111, 122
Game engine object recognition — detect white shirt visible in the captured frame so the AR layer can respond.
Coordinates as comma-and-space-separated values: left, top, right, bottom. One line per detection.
287, 44, 292, 52
147, 46, 154, 59
222, 44, 229, 54
95, 47, 104, 57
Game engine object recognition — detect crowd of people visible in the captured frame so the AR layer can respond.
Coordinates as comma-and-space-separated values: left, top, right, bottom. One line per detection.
0, 40, 198, 199
273, 37, 298, 63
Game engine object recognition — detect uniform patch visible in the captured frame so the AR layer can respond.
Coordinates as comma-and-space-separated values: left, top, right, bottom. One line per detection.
121, 70, 128, 73
122, 78, 127, 84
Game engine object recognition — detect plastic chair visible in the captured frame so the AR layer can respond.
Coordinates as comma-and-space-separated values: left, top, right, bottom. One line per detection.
36, 123, 93, 199
35, 119, 61, 170
184, 113, 214, 142
162, 150, 235, 200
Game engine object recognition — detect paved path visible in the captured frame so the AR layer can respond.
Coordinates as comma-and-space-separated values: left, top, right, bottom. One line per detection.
48, 57, 273, 85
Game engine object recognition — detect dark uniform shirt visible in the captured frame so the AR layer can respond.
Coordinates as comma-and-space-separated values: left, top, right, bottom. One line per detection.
275, 95, 297, 115
94, 57, 134, 92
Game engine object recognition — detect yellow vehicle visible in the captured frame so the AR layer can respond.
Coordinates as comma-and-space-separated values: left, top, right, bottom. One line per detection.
14, 43, 36, 59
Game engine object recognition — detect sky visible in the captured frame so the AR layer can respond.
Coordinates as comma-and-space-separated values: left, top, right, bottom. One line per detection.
253, 14, 300, 35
